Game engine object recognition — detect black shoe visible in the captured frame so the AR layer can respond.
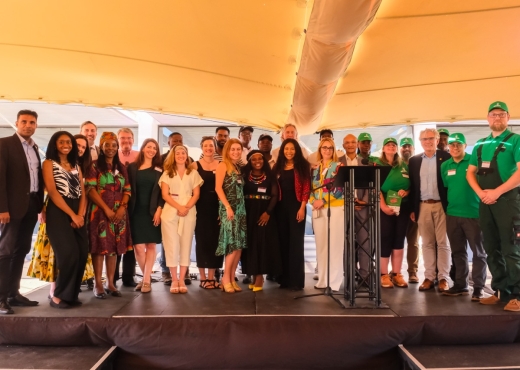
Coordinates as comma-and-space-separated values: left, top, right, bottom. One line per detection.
471, 287, 484, 302
49, 299, 70, 309
442, 287, 469, 296
266, 274, 274, 281
184, 277, 192, 286
94, 290, 107, 299
242, 276, 252, 284
86, 278, 94, 290
66, 300, 83, 306
104, 288, 122, 297
0, 301, 14, 314
8, 294, 38, 306
123, 279, 138, 287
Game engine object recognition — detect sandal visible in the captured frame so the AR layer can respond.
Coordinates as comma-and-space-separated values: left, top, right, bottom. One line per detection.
199, 279, 208, 288
202, 280, 218, 290
179, 282, 188, 294
170, 281, 180, 294
221, 282, 235, 294
141, 282, 151, 293
232, 281, 242, 292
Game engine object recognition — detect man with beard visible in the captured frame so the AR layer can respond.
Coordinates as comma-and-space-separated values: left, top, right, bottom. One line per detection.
400, 137, 420, 283
467, 101, 520, 311
161, 132, 184, 162
437, 128, 450, 152
80, 121, 99, 160
257, 134, 275, 167
118, 128, 139, 166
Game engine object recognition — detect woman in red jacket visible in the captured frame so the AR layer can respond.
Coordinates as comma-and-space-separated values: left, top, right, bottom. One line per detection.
272, 138, 310, 291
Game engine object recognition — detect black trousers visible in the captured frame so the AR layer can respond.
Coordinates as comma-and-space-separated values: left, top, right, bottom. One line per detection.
115, 250, 136, 284
0, 194, 39, 302
380, 202, 411, 258
46, 197, 89, 302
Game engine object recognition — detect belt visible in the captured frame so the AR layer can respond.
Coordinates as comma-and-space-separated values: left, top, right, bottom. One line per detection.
244, 195, 271, 200
421, 199, 440, 204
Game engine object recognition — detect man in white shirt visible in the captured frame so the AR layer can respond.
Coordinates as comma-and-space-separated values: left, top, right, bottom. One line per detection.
80, 121, 99, 160
271, 123, 310, 164
239, 126, 254, 164
117, 128, 139, 167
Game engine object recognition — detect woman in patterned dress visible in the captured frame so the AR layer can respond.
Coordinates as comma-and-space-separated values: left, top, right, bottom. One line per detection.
86, 132, 132, 299
215, 138, 247, 293
43, 131, 89, 308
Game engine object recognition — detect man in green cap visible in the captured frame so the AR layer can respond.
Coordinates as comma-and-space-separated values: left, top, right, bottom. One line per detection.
400, 137, 420, 283
357, 132, 372, 160
441, 133, 487, 300
467, 101, 520, 311
437, 128, 450, 152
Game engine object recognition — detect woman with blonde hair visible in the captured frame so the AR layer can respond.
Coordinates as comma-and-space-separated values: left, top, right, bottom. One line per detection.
215, 138, 247, 293
159, 145, 203, 294
310, 137, 344, 292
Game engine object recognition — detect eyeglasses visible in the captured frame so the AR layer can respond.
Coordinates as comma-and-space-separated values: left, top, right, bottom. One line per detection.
420, 137, 436, 142
321, 146, 334, 151
488, 112, 508, 118
449, 143, 464, 148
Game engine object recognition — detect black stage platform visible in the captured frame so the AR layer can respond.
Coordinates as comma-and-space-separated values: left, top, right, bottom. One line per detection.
1, 274, 520, 369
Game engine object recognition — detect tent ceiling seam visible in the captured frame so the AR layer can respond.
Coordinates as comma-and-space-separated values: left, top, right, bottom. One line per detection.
337, 74, 520, 95
377, 5, 520, 19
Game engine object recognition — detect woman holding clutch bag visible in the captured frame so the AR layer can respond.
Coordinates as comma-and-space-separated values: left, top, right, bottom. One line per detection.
373, 137, 411, 289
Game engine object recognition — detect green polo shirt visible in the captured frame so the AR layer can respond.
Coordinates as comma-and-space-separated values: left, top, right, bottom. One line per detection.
469, 129, 520, 183
441, 153, 479, 218
373, 159, 410, 201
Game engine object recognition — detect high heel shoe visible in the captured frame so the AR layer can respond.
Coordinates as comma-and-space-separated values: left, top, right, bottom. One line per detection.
170, 281, 179, 294
253, 286, 263, 292
232, 281, 242, 292
221, 282, 235, 293
248, 284, 254, 290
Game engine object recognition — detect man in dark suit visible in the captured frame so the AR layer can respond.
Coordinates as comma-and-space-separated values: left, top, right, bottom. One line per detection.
0, 110, 44, 314
408, 128, 452, 292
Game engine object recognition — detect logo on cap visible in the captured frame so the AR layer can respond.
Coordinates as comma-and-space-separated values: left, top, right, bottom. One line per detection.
364, 134, 369, 138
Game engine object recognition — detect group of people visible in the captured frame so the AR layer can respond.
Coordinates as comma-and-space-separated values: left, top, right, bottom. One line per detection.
0, 100, 519, 313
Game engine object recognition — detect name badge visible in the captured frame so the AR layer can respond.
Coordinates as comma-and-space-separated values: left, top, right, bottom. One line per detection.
447, 169, 456, 176
114, 169, 119, 176
237, 178, 242, 184
321, 168, 328, 176
402, 174, 409, 178
154, 167, 163, 172
71, 169, 78, 175
171, 193, 179, 198
258, 187, 267, 193
212, 170, 216, 174
482, 162, 491, 168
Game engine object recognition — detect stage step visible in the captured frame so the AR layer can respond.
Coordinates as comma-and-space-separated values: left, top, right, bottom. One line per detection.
399, 343, 520, 370
0, 345, 117, 370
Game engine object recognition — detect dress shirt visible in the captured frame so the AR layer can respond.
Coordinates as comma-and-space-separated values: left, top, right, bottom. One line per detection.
90, 145, 98, 160
420, 152, 440, 200
16, 132, 39, 192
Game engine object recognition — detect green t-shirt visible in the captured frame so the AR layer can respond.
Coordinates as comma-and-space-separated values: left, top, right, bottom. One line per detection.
469, 129, 520, 183
373, 159, 410, 201
441, 153, 479, 218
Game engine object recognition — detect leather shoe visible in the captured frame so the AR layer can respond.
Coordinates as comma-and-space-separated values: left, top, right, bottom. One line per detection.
419, 279, 434, 291
8, 294, 38, 306
0, 301, 14, 314
49, 299, 70, 309
438, 279, 449, 292
123, 279, 138, 287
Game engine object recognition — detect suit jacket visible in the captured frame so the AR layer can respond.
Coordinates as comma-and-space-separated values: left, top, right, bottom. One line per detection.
408, 150, 451, 218
127, 162, 165, 217
0, 134, 44, 218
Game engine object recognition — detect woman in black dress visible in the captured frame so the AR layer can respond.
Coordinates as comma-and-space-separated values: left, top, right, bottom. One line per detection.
43, 131, 88, 308
127, 139, 164, 293
192, 137, 223, 289
272, 139, 310, 291
242, 150, 281, 291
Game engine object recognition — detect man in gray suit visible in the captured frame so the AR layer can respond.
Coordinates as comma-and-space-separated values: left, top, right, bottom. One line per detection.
0, 110, 44, 314
340, 134, 371, 282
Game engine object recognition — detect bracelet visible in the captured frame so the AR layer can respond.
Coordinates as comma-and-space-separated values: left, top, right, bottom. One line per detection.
120, 202, 128, 208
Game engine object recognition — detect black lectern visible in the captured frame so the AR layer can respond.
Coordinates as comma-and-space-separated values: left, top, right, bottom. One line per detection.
333, 165, 391, 308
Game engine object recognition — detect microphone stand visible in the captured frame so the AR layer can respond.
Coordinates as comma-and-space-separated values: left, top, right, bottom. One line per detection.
295, 180, 345, 308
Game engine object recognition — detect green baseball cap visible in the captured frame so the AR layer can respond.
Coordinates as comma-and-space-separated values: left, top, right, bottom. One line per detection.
437, 128, 450, 136
448, 133, 466, 145
400, 137, 414, 147
358, 132, 372, 141
488, 101, 508, 113
383, 137, 398, 146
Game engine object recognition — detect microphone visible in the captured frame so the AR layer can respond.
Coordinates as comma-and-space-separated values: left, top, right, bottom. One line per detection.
361, 157, 378, 166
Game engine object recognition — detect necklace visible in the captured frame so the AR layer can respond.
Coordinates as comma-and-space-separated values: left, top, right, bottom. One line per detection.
249, 172, 266, 184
